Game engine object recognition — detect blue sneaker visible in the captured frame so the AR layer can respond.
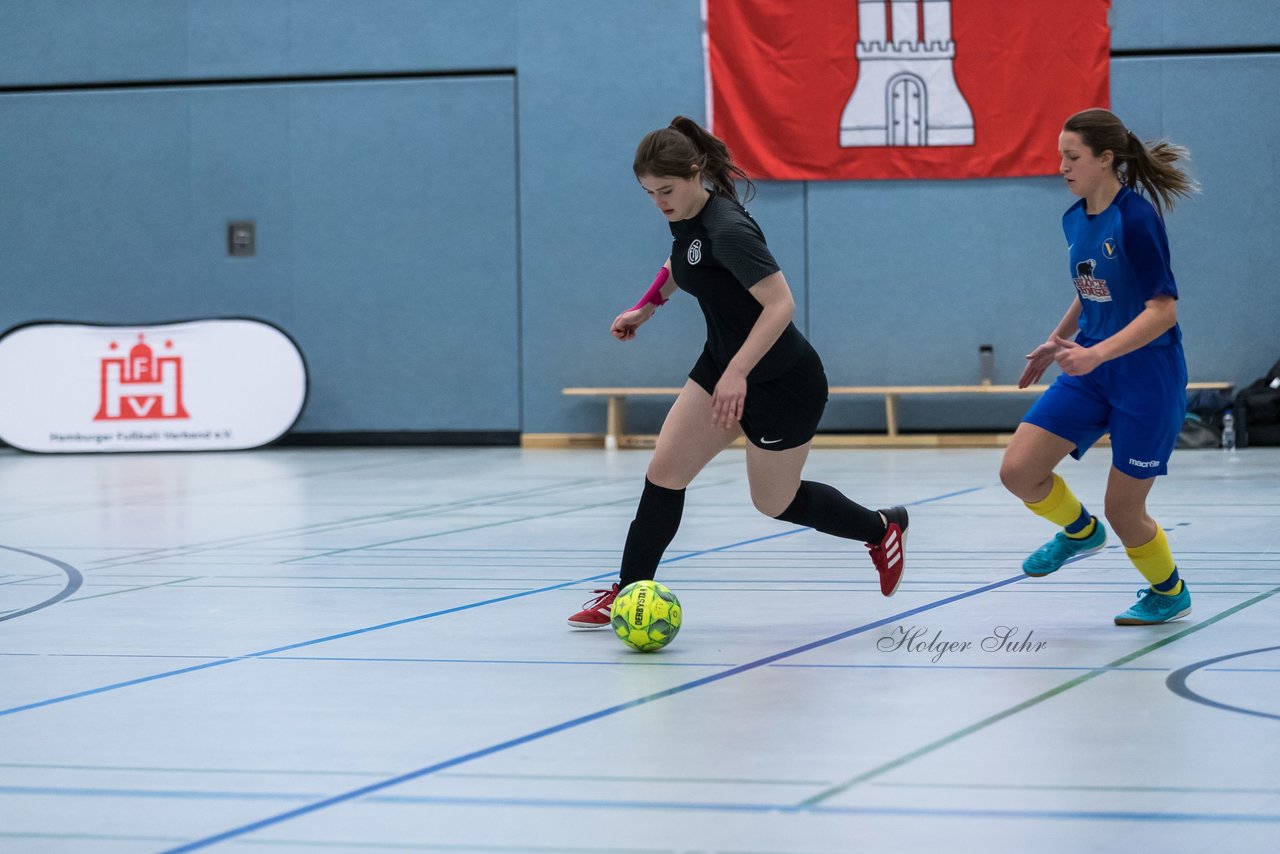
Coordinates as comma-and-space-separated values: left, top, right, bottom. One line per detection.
1022, 520, 1106, 577
1114, 585, 1192, 626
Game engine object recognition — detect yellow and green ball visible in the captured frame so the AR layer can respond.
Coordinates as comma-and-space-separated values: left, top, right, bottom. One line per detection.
610, 580, 682, 652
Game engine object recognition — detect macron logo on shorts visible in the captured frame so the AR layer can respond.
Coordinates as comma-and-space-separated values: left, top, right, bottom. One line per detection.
1128, 458, 1160, 468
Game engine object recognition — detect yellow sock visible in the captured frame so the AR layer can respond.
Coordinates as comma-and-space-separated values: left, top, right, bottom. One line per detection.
1024, 474, 1093, 536
1067, 516, 1097, 540
1125, 527, 1182, 595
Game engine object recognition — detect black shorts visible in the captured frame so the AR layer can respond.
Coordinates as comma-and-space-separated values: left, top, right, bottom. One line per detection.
689, 346, 828, 450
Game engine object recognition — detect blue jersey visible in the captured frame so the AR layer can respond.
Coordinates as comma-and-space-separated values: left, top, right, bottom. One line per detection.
1062, 185, 1180, 347
1032, 185, 1189, 478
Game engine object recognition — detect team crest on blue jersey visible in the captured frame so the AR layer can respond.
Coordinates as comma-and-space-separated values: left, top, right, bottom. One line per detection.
1102, 238, 1117, 259
1073, 259, 1112, 302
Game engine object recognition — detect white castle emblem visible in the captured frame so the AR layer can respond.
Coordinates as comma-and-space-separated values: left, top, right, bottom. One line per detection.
840, 0, 975, 147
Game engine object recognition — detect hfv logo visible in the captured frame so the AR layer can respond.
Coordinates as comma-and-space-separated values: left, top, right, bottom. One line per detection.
94, 333, 190, 421
840, 0, 974, 147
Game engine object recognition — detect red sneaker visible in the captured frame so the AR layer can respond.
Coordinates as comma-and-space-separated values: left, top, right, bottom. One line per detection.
567, 583, 619, 628
866, 506, 908, 596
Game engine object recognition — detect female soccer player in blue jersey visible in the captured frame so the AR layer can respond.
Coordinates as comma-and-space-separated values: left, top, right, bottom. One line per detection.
568, 116, 908, 628
1000, 108, 1197, 626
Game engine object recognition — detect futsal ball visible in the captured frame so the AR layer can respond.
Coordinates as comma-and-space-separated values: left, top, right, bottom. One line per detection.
610, 580, 682, 652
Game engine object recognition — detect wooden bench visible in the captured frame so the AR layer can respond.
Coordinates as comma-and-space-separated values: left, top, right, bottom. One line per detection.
551, 382, 1234, 450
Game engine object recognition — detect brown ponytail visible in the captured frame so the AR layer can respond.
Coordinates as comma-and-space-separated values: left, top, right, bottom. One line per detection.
633, 115, 755, 203
1064, 109, 1197, 214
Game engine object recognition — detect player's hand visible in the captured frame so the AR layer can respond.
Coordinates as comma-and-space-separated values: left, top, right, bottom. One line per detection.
1018, 339, 1062, 388
711, 370, 747, 429
1051, 334, 1103, 376
610, 307, 652, 341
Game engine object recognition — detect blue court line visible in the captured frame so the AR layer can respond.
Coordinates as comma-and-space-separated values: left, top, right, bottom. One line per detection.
1002, 580, 1280, 587
0, 785, 313, 802
0, 545, 83, 624
18, 650, 1246, 673
3, 484, 985, 848
329, 796, 1280, 825
414, 796, 1280, 824
1205, 667, 1280, 672
258, 657, 1175, 672
10, 785, 1280, 826
900, 486, 986, 505
0, 523, 822, 719
771, 662, 1170, 672
0, 578, 688, 718
0, 835, 187, 846
159, 572, 1025, 853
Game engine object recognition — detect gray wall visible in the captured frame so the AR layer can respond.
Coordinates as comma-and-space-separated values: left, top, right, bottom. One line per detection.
1, 1, 1276, 436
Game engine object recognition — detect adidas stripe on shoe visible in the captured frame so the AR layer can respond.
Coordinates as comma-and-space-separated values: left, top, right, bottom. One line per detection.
567, 583, 618, 629
867, 506, 908, 597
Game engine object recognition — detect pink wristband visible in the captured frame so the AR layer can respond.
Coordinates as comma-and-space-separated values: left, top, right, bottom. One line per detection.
628, 267, 670, 311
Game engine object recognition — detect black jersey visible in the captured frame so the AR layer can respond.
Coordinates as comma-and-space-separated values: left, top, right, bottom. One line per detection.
669, 192, 813, 380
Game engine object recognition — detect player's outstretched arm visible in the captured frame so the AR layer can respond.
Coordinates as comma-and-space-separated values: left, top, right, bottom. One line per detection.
611, 260, 677, 341
1020, 299, 1081, 387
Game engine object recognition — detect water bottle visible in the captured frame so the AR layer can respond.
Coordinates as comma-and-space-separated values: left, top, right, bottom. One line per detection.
1222, 410, 1236, 451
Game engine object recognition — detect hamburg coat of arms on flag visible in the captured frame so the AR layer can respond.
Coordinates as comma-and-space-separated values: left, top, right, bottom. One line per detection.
707, 0, 1112, 180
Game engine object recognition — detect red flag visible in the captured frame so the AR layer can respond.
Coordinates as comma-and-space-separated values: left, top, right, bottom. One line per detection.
707, 0, 1111, 180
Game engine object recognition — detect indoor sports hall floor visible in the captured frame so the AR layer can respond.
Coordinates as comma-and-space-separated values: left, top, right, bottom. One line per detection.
1, 444, 1278, 854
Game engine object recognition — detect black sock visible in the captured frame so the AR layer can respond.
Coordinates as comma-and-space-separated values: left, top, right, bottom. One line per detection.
774, 480, 886, 543
618, 478, 686, 587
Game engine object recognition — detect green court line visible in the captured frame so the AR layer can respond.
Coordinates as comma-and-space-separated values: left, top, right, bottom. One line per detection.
800, 582, 1280, 807
65, 576, 200, 604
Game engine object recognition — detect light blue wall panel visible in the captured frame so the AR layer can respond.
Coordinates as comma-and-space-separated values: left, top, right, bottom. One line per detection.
516, 0, 714, 435
0, 89, 208, 314
515, 1, 810, 435
2, 0, 1276, 439
806, 177, 1068, 431
0, 0, 516, 86
801, 53, 1280, 434
519, 0, 1280, 436
283, 78, 518, 431
743, 182, 808, 328
1112, 0, 1280, 50
0, 77, 519, 432
1114, 54, 1280, 391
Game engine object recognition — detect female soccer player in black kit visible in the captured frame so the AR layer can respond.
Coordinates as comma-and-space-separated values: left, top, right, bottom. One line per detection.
568, 116, 909, 627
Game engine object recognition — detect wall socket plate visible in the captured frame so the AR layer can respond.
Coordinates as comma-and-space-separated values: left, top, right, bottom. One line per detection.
228, 221, 256, 257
